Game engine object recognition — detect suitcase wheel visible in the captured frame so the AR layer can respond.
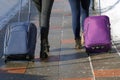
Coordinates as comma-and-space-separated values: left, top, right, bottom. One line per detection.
5, 59, 7, 63
27, 55, 34, 62
4, 56, 9, 63
86, 48, 90, 53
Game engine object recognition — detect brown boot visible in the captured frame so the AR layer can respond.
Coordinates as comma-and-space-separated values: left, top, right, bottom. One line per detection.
75, 38, 82, 49
81, 32, 84, 46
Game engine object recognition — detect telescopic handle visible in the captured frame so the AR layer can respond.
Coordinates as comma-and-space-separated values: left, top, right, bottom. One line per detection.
18, 0, 31, 22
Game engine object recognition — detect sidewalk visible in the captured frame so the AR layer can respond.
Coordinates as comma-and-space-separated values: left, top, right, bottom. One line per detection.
0, 0, 120, 80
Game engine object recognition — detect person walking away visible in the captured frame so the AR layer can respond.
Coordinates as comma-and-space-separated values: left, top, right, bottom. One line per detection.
33, 0, 54, 59
68, 0, 90, 49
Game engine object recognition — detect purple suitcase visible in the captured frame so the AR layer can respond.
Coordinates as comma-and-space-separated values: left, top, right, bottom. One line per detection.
84, 15, 111, 53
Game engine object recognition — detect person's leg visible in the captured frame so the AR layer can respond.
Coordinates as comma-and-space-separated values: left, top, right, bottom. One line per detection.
69, 0, 81, 40
91, 0, 95, 10
32, 0, 41, 12
80, 0, 90, 46
33, 0, 54, 59
81, 0, 90, 31
69, 0, 82, 49
40, 0, 54, 59
32, 0, 41, 21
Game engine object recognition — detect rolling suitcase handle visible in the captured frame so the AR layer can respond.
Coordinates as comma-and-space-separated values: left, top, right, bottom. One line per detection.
19, 0, 32, 45
5, 0, 32, 48
18, 0, 31, 32
98, 0, 101, 15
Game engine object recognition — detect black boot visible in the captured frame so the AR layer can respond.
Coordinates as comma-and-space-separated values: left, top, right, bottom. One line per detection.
40, 43, 48, 59
45, 39, 50, 52
40, 27, 50, 59
28, 54, 34, 62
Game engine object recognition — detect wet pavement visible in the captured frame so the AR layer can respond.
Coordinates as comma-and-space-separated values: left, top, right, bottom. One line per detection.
0, 0, 120, 80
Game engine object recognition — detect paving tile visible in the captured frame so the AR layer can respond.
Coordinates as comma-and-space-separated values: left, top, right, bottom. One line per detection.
26, 62, 60, 80
50, 26, 62, 30
61, 39, 74, 44
94, 69, 120, 77
91, 52, 120, 70
0, 67, 26, 74
61, 77, 93, 80
95, 77, 120, 80
59, 62, 93, 78
52, 9, 64, 13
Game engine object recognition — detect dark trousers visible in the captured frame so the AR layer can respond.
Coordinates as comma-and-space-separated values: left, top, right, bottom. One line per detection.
69, 0, 90, 39
33, 0, 54, 44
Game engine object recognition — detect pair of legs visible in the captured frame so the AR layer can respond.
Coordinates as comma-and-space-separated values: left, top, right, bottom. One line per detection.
33, 0, 54, 59
68, 0, 90, 49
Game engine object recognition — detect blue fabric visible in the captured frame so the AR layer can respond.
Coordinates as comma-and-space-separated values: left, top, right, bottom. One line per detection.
69, 0, 90, 39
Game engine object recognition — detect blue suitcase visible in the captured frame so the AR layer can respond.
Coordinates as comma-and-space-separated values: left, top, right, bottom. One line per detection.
4, 0, 37, 62
4, 22, 37, 62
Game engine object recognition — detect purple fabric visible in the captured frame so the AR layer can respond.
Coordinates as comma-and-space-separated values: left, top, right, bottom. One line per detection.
84, 15, 111, 52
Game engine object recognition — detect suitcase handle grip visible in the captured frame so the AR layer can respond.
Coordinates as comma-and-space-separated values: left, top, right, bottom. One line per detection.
98, 0, 101, 15
18, 0, 31, 32
18, 0, 31, 23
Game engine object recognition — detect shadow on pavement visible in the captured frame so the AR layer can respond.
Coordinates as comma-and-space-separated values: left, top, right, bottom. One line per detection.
0, 73, 47, 80
34, 51, 88, 63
